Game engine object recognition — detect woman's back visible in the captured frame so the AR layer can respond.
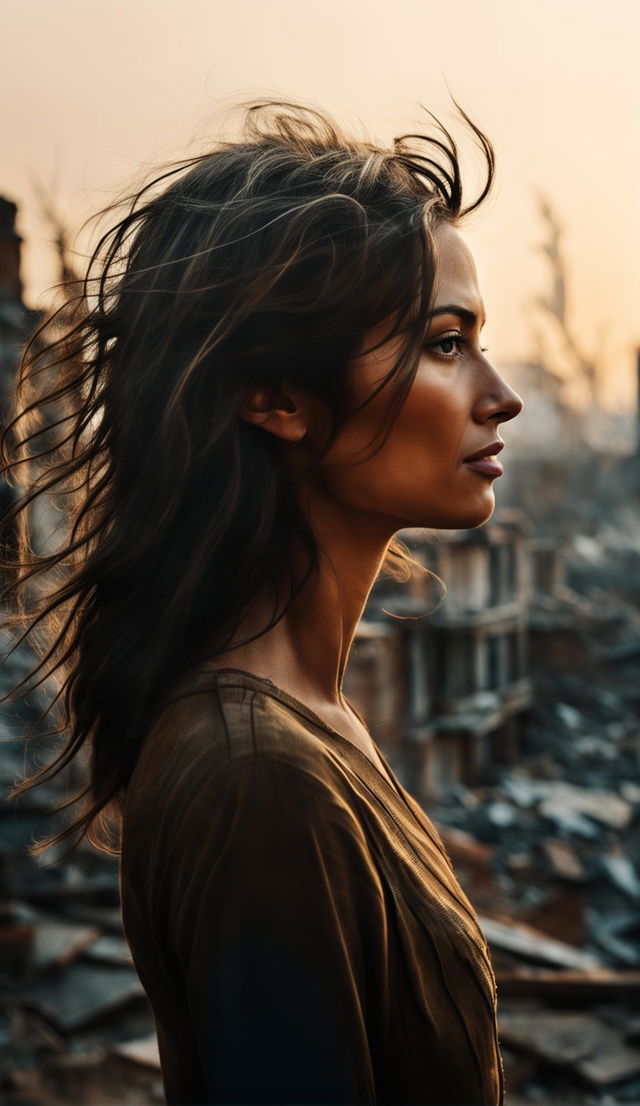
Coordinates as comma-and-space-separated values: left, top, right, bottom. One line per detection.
120, 666, 503, 1105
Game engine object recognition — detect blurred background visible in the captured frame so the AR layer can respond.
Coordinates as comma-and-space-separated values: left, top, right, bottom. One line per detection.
1, 2, 639, 1104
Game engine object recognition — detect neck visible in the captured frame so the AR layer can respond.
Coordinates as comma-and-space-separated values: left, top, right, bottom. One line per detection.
206, 486, 394, 709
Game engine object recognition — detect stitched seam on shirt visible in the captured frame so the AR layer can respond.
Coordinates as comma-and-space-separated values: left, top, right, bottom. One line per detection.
460, 949, 499, 1021
219, 675, 384, 785
210, 680, 231, 757
354, 772, 484, 937
417, 905, 489, 1104
355, 785, 500, 1010
249, 690, 258, 757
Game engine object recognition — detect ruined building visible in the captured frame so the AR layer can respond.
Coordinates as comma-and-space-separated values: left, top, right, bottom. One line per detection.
344, 510, 534, 799
0, 197, 41, 580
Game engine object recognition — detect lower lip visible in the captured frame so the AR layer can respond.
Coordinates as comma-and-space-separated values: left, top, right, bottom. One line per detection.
463, 457, 504, 477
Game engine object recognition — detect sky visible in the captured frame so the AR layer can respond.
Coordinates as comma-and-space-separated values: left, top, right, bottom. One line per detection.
2, 0, 639, 411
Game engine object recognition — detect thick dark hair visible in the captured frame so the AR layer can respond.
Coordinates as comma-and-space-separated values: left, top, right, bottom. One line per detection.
0, 98, 494, 856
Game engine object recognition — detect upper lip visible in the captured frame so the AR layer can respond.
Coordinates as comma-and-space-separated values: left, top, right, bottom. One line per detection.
463, 440, 504, 462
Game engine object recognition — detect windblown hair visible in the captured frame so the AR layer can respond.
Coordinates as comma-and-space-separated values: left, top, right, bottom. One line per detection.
0, 98, 494, 856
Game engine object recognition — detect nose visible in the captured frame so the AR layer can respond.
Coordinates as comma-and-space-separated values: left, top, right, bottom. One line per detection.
474, 362, 524, 425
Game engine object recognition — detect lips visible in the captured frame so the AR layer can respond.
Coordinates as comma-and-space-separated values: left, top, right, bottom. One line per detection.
463, 441, 504, 463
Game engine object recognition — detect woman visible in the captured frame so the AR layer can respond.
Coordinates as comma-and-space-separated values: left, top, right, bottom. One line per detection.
1, 100, 523, 1105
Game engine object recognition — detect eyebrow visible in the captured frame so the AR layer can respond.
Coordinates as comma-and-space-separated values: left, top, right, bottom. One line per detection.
427, 304, 487, 328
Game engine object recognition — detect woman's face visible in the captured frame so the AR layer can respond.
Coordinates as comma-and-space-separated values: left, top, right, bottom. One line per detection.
314, 219, 524, 532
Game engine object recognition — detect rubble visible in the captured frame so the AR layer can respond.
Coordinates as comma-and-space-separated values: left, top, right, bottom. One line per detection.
498, 1009, 615, 1067
29, 920, 101, 974
539, 839, 586, 882
537, 782, 632, 833
598, 852, 640, 902
20, 961, 145, 1034
0, 625, 159, 1104
496, 967, 640, 1001
112, 1033, 161, 1069
577, 1043, 640, 1089
477, 916, 603, 972
379, 496, 640, 1103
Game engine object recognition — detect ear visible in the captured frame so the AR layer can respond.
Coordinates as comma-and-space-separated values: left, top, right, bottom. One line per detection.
238, 383, 308, 443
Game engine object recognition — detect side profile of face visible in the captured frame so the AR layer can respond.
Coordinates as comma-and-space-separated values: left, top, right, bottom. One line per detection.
311, 219, 525, 532
241, 219, 524, 536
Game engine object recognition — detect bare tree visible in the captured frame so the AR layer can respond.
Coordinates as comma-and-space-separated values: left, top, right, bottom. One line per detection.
535, 194, 601, 405
31, 177, 85, 321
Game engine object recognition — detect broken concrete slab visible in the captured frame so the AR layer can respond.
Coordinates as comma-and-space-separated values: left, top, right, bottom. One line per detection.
589, 909, 640, 967
64, 998, 155, 1054
538, 782, 632, 832
539, 839, 586, 882
500, 774, 541, 809
82, 934, 133, 967
598, 853, 640, 902
486, 800, 518, 828
577, 1042, 640, 1086
506, 851, 536, 877
538, 802, 602, 840
478, 915, 602, 971
21, 961, 144, 1033
112, 1033, 161, 1069
30, 920, 101, 976
7, 1047, 165, 1106
498, 1009, 615, 1066
496, 968, 640, 1001
620, 781, 640, 805
434, 823, 495, 867
555, 703, 584, 731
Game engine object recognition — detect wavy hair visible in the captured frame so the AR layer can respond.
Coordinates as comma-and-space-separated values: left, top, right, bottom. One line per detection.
0, 98, 495, 856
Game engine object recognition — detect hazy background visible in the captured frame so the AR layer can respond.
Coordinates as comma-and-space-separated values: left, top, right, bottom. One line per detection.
2, 0, 638, 411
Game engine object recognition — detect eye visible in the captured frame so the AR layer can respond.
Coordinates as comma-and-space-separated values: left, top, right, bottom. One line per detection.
426, 331, 466, 360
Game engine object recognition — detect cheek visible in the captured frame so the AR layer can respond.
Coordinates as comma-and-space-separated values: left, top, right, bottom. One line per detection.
353, 368, 472, 465
319, 373, 471, 509
390, 372, 470, 464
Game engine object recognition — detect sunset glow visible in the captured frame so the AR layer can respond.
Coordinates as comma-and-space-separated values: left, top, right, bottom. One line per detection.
2, 0, 638, 409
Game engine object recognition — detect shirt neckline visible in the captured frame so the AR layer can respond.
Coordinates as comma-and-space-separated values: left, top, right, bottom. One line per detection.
201, 665, 406, 801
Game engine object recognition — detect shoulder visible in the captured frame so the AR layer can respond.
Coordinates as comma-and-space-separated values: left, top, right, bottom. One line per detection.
121, 674, 386, 932
123, 667, 360, 842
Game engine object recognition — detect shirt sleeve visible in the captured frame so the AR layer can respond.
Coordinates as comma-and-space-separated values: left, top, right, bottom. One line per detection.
167, 753, 389, 1106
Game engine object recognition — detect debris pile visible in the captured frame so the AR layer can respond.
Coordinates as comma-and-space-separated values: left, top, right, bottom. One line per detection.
431, 657, 640, 1104
0, 631, 162, 1105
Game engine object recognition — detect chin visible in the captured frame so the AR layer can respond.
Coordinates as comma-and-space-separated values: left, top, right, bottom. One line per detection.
436, 495, 495, 531
462, 497, 496, 529
396, 491, 496, 532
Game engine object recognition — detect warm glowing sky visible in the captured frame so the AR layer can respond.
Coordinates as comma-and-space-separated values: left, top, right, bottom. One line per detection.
3, 0, 639, 409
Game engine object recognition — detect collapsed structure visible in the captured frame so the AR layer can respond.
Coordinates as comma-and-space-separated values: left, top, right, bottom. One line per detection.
345, 511, 534, 799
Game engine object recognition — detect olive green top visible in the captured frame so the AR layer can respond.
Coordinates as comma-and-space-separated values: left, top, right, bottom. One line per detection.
119, 665, 504, 1105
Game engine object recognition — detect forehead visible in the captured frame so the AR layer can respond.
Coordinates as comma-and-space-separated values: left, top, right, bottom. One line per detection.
430, 221, 482, 309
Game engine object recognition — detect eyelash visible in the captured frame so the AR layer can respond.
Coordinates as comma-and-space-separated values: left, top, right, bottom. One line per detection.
426, 332, 489, 361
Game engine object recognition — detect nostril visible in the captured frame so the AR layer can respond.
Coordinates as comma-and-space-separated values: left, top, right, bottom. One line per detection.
499, 392, 524, 422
